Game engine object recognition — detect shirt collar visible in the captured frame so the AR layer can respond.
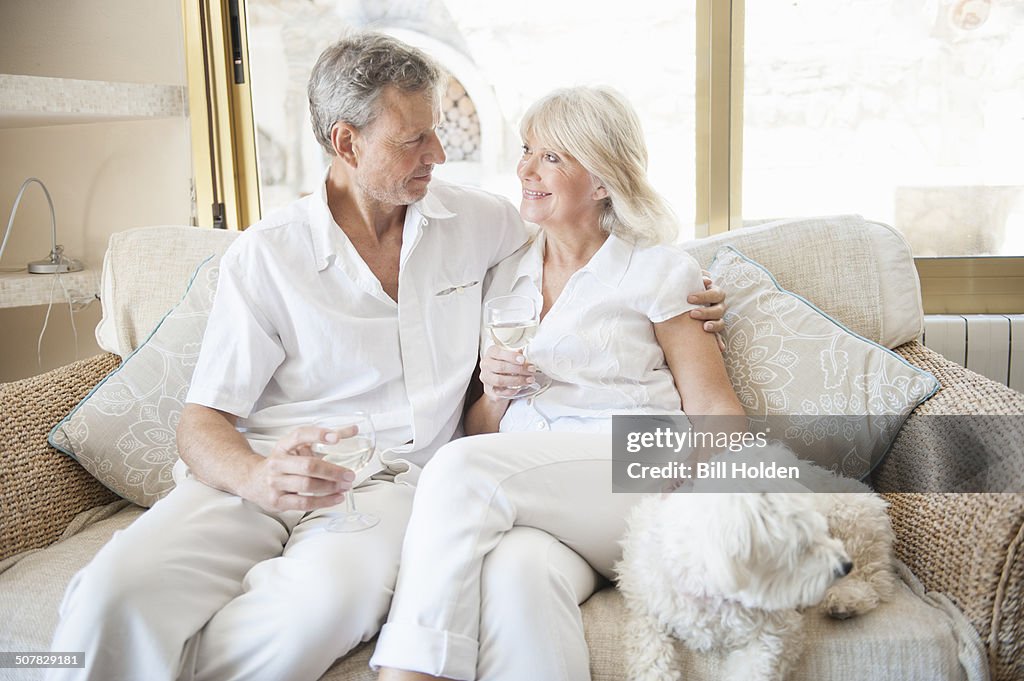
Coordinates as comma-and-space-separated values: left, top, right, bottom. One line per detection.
511, 230, 634, 289
309, 168, 338, 272
308, 169, 457, 272
584, 232, 634, 286
511, 231, 546, 288
417, 183, 457, 219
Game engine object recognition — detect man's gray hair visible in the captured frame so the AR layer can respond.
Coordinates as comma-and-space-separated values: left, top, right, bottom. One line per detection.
308, 32, 444, 154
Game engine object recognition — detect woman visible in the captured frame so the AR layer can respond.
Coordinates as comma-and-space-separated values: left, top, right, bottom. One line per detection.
372, 86, 745, 681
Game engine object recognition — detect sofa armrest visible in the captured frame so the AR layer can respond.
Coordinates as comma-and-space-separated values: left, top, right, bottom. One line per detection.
892, 341, 1024, 416
0, 353, 121, 562
883, 493, 1023, 681
875, 341, 1024, 681
873, 341, 1024, 492
893, 340, 1024, 418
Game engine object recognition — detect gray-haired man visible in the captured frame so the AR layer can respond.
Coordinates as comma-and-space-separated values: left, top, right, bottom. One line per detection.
48, 32, 724, 681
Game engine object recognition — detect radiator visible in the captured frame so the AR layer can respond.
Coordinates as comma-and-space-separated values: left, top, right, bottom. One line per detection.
921, 315, 1024, 392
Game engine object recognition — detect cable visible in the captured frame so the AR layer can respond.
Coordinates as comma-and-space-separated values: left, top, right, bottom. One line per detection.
37, 273, 58, 369
60, 271, 80, 362
36, 270, 79, 370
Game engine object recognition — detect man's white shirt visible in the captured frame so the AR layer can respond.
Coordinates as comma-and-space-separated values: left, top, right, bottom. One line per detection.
186, 175, 528, 483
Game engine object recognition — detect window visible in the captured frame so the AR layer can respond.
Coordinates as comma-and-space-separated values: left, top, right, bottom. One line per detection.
242, 0, 699, 238
743, 0, 1023, 259
184, 0, 1023, 313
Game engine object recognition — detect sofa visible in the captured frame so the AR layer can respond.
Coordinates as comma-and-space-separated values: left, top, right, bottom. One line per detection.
1, 215, 1022, 681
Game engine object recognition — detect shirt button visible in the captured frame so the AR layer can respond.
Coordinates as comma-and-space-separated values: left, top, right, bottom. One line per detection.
535, 421, 548, 431
526, 397, 534, 406
420, 219, 428, 227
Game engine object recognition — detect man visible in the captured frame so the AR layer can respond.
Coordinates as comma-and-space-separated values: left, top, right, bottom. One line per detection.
48, 32, 725, 681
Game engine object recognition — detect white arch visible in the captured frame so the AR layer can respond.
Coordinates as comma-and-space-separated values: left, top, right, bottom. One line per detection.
379, 27, 508, 186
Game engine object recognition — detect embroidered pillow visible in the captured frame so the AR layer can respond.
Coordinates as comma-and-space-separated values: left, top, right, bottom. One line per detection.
708, 247, 938, 478
50, 256, 220, 506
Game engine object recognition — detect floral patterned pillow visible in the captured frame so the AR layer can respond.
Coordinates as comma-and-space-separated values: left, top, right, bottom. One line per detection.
709, 247, 939, 478
49, 256, 220, 507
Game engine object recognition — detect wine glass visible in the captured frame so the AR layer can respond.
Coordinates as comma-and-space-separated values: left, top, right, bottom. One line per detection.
313, 412, 379, 532
484, 295, 551, 398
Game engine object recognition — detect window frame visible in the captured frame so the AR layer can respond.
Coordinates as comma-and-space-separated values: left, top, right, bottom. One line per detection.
182, 0, 260, 231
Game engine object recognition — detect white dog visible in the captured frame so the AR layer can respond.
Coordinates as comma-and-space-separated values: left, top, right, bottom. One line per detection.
615, 445, 896, 681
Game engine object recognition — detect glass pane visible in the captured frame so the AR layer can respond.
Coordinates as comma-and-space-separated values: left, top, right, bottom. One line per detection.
246, 0, 698, 239
742, 0, 1024, 256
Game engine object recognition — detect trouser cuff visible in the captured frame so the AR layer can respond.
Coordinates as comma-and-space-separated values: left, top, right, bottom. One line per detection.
369, 621, 477, 680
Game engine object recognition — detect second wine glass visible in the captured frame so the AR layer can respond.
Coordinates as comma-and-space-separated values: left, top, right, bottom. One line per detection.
313, 412, 379, 532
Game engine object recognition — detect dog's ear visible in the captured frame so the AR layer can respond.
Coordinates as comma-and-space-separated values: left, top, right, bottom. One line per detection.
708, 495, 763, 592
717, 555, 753, 593
717, 495, 759, 559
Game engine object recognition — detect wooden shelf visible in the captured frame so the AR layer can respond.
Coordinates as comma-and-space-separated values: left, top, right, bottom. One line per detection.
0, 268, 99, 309
0, 74, 185, 129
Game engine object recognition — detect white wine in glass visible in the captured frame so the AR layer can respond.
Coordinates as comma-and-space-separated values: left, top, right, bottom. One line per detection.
484, 295, 551, 398
313, 413, 379, 532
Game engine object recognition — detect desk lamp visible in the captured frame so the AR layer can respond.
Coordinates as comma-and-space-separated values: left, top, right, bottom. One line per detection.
0, 177, 83, 274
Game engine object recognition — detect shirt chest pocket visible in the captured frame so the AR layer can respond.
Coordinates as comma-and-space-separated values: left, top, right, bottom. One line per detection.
429, 274, 483, 321
429, 277, 482, 324
432, 278, 481, 298
426, 278, 483, 367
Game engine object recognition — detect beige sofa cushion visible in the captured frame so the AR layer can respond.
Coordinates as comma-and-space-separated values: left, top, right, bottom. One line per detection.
0, 503, 145, 677
683, 215, 924, 349
0, 508, 986, 681
50, 257, 221, 507
95, 225, 237, 358
582, 564, 987, 681
708, 246, 938, 477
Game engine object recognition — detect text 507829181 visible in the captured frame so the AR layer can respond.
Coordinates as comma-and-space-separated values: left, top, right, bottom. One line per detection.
0, 652, 85, 668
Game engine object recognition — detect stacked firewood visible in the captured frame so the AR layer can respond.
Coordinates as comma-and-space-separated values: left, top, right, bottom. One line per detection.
439, 79, 481, 162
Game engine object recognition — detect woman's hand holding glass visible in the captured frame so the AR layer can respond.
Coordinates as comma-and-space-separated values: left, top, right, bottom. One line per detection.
483, 295, 552, 399
479, 343, 540, 400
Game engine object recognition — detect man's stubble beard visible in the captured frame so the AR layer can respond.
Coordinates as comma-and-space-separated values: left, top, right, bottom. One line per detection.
358, 175, 427, 208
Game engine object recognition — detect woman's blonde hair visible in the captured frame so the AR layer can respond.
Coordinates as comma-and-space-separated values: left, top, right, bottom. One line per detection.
520, 86, 678, 245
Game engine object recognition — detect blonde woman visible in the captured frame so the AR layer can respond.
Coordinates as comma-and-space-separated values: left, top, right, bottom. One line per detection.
372, 87, 745, 681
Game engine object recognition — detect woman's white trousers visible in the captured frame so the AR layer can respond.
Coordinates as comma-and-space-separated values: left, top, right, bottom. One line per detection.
371, 431, 641, 681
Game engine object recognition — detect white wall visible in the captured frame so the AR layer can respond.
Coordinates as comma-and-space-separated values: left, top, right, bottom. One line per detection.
0, 1, 186, 83
0, 0, 193, 382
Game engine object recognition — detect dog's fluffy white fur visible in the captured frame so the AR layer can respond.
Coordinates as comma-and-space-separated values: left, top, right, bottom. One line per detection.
615, 445, 897, 681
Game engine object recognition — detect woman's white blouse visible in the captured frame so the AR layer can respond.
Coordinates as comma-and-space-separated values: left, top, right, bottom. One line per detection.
482, 231, 706, 433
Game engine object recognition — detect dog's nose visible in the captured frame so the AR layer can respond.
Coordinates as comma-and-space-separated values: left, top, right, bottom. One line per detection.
836, 560, 853, 577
